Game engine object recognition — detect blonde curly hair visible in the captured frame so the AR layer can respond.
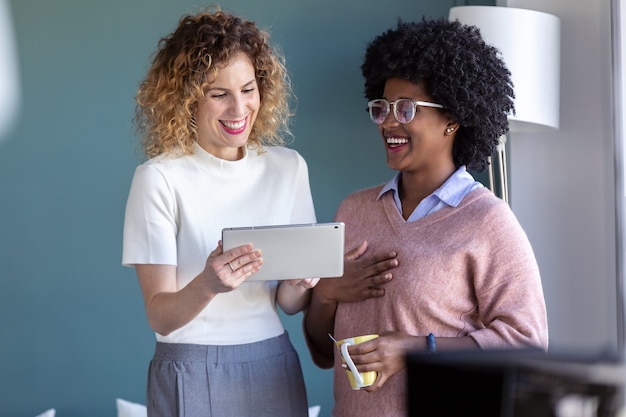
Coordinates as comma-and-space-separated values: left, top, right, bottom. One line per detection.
134, 8, 293, 158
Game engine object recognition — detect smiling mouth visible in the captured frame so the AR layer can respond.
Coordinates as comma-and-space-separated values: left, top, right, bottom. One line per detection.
386, 137, 409, 147
220, 118, 247, 133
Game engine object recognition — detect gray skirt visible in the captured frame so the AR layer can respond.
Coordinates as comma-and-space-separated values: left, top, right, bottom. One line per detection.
146, 332, 309, 417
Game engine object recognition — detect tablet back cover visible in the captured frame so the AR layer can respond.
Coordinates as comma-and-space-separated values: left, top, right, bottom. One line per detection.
222, 222, 344, 281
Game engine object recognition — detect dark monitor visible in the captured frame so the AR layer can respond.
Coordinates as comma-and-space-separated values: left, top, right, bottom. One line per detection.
406, 349, 625, 417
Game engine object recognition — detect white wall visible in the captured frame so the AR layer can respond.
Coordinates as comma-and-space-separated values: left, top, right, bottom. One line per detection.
502, 0, 620, 354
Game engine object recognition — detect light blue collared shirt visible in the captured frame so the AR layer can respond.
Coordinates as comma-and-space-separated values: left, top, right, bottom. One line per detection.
376, 166, 483, 222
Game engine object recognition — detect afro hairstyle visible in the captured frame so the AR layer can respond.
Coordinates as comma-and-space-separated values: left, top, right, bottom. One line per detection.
361, 17, 515, 172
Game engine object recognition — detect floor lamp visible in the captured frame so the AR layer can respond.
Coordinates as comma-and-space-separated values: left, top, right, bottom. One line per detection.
448, 6, 561, 204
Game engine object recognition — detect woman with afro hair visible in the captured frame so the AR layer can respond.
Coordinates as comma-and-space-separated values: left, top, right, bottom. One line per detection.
304, 17, 548, 417
123, 8, 317, 417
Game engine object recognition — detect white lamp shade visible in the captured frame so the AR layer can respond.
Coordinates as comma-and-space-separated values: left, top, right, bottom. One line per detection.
0, 0, 20, 142
449, 6, 560, 132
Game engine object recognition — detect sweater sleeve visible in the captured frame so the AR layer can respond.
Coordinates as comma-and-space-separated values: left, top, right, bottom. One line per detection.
122, 163, 178, 267
289, 152, 316, 224
467, 199, 549, 350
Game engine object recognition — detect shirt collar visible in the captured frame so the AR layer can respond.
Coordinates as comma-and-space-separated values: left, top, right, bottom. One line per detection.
377, 166, 480, 208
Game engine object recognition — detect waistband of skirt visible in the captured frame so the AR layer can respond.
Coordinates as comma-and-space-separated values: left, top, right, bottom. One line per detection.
152, 331, 292, 363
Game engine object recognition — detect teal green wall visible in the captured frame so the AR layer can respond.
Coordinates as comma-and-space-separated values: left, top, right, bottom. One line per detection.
0, 1, 491, 416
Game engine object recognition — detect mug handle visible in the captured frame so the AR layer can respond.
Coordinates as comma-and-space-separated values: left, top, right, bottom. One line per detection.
340, 342, 364, 387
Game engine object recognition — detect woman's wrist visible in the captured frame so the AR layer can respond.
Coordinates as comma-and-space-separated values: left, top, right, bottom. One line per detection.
311, 280, 339, 305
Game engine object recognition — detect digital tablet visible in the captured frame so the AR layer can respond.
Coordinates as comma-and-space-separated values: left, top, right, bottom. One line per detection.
221, 222, 345, 281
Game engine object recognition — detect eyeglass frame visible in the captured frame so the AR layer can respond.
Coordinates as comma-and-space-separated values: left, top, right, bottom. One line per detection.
367, 98, 444, 125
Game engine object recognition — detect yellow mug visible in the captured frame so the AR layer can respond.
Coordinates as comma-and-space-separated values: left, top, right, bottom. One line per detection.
335, 334, 379, 390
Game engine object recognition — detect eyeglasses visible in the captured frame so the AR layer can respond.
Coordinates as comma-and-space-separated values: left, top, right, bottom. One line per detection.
367, 98, 444, 124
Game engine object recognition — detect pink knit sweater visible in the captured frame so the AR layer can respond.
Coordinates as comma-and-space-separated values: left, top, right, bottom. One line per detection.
330, 186, 548, 417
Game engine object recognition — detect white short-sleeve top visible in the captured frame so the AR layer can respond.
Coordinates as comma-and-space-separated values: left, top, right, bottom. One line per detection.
122, 142, 316, 345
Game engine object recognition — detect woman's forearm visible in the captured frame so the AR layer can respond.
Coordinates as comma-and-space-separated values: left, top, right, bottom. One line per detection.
304, 286, 338, 365
276, 281, 312, 315
137, 264, 218, 336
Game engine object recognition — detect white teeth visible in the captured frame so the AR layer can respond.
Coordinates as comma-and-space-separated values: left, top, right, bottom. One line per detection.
222, 119, 245, 130
387, 137, 409, 144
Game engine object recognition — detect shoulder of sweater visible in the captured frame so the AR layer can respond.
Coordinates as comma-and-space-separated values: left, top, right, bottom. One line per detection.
461, 187, 508, 211
459, 187, 524, 230
139, 148, 192, 167
339, 184, 385, 204
135, 153, 173, 174
252, 145, 307, 164
253, 145, 300, 158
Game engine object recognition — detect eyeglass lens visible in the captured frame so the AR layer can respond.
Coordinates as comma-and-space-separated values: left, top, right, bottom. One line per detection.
369, 99, 417, 124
